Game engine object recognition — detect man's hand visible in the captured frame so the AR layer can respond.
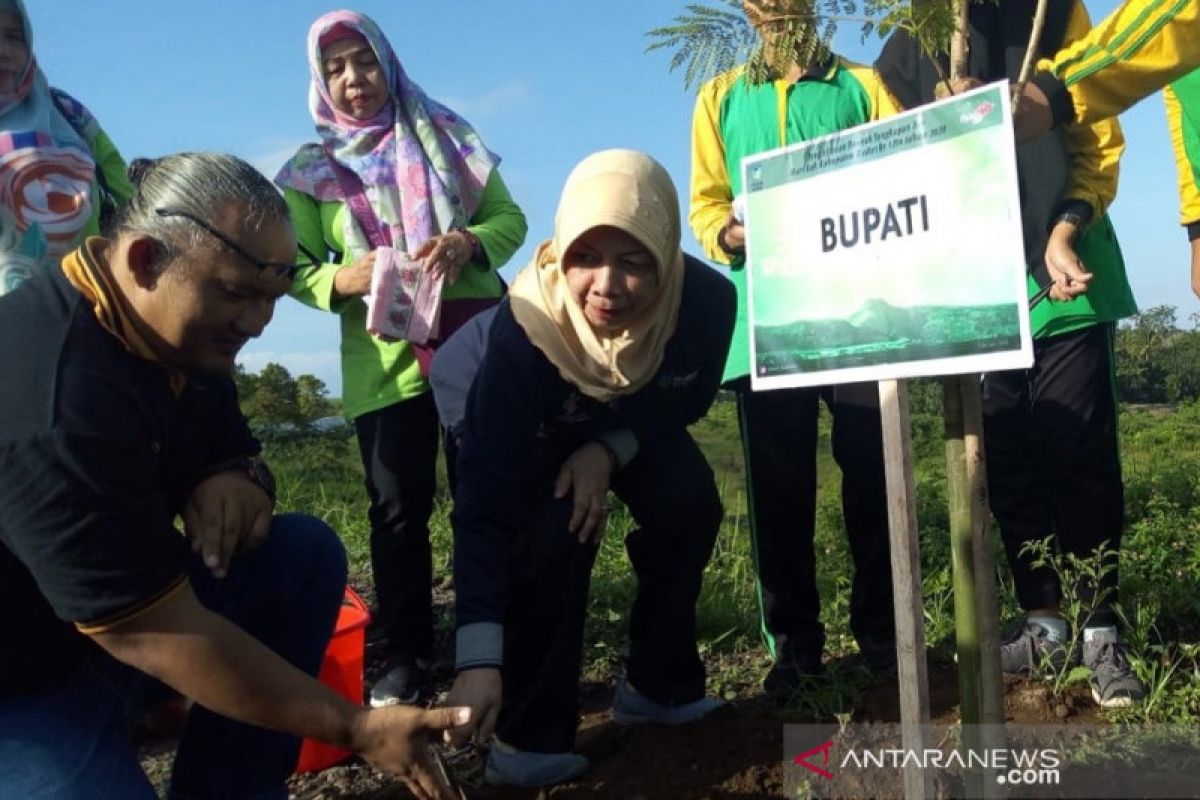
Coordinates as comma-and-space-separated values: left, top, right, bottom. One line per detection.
1044, 220, 1094, 302
184, 471, 272, 579
1190, 238, 1200, 300
1014, 80, 1054, 143
443, 668, 501, 749
351, 705, 472, 800
554, 441, 614, 544
332, 250, 377, 299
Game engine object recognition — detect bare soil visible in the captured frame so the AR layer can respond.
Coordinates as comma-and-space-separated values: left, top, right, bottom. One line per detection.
139, 586, 1107, 800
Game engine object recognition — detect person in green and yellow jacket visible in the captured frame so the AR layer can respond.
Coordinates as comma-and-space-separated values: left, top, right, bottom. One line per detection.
880, 0, 1146, 710
1016, 0, 1200, 140
275, 10, 527, 708
1165, 69, 1200, 299
0, 0, 132, 296
690, 0, 900, 699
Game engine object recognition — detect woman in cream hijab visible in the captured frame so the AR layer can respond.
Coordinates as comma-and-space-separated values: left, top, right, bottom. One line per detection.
429, 149, 737, 788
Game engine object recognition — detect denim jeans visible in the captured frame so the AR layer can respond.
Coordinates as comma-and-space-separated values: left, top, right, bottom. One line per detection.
0, 513, 348, 800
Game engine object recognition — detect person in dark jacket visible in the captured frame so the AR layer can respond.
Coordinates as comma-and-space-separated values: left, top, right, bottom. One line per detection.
430, 149, 736, 788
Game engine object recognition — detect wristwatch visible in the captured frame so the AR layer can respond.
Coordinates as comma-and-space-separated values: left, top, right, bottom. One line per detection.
201, 455, 277, 505
1047, 200, 1092, 235
1051, 211, 1086, 232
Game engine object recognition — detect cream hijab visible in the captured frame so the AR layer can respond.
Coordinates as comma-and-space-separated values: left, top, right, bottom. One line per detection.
509, 150, 686, 403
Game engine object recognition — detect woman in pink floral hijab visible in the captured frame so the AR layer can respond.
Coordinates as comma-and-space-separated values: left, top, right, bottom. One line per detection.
276, 9, 527, 708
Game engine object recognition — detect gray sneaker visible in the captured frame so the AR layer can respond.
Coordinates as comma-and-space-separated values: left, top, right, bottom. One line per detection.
1000, 621, 1070, 675
1082, 630, 1146, 709
369, 659, 425, 707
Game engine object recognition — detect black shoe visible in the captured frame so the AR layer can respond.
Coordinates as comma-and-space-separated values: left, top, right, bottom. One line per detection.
763, 642, 825, 700
369, 657, 427, 707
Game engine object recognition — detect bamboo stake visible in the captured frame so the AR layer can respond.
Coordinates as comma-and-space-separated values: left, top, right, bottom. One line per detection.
1012, 0, 1050, 113
879, 379, 933, 800
962, 376, 1008, 798
943, 4, 1000, 798
944, 376, 984, 800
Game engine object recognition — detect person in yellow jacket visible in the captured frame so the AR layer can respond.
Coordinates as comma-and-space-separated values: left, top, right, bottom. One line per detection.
880, 0, 1146, 709
690, 0, 901, 698
1165, 69, 1200, 298
1016, 0, 1200, 140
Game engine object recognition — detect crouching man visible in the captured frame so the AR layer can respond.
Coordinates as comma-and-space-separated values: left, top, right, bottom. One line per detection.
0, 153, 465, 800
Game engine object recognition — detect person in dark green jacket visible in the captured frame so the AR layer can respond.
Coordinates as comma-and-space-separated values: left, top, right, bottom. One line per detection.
690, 0, 900, 698
276, 10, 527, 707
879, 0, 1145, 710
0, 0, 132, 295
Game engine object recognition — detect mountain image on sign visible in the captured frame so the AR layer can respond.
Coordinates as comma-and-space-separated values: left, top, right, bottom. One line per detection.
754, 298, 1020, 376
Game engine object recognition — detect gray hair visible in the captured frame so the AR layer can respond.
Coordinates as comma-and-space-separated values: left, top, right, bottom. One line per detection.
113, 153, 290, 263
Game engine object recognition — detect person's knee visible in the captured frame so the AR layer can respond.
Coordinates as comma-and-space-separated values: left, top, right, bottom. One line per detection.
672, 483, 723, 558
652, 472, 721, 531
271, 513, 349, 589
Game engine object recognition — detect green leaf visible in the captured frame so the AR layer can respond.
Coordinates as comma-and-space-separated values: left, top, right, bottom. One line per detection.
1065, 666, 1092, 686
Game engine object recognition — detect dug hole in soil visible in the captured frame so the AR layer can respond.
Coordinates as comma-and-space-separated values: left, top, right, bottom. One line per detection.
138, 583, 1102, 799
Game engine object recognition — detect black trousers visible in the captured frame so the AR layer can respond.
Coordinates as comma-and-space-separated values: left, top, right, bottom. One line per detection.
983, 323, 1123, 627
495, 429, 723, 753
355, 392, 441, 660
733, 379, 895, 659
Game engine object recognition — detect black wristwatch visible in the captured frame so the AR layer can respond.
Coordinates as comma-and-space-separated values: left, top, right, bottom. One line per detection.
1051, 211, 1086, 232
201, 456, 277, 505
1048, 200, 1093, 236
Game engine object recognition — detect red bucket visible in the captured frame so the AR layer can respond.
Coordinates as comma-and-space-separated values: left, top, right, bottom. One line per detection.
295, 587, 371, 773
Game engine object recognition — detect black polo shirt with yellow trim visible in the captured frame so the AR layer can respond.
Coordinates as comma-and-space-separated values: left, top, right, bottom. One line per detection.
0, 264, 259, 695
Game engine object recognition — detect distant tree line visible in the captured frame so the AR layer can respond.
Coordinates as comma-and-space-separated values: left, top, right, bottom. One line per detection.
239, 306, 1199, 429
234, 363, 339, 427
904, 305, 1200, 414
1114, 306, 1200, 405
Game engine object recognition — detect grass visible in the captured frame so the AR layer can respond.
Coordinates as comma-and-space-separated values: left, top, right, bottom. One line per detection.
265, 397, 1200, 725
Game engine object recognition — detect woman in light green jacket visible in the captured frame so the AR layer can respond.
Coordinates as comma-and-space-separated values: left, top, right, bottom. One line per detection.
276, 10, 526, 707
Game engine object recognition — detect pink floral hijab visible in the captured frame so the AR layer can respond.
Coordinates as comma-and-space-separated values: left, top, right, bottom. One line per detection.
0, 0, 96, 293
275, 9, 500, 256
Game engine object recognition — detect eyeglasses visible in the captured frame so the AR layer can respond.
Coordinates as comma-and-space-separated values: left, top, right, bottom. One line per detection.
155, 208, 322, 281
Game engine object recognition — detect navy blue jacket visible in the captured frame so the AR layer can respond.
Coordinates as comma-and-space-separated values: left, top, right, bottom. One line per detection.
429, 255, 735, 668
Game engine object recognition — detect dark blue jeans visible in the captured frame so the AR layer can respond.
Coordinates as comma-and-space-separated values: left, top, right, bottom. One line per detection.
0, 513, 347, 800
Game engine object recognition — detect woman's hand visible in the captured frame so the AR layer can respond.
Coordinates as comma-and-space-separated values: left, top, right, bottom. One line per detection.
1044, 220, 1093, 302
333, 250, 377, 299
554, 441, 614, 545
442, 668, 501, 749
413, 231, 472, 285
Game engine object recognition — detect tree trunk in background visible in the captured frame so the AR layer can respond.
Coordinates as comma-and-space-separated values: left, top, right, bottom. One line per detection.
944, 3, 1007, 798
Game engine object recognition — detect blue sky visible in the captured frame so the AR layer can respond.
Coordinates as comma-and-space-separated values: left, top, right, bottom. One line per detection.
31, 0, 1198, 395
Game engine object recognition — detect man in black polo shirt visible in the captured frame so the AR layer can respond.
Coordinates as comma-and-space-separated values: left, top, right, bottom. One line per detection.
0, 154, 465, 800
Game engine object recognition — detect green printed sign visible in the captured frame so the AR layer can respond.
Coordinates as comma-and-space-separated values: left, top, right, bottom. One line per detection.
743, 82, 1032, 390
